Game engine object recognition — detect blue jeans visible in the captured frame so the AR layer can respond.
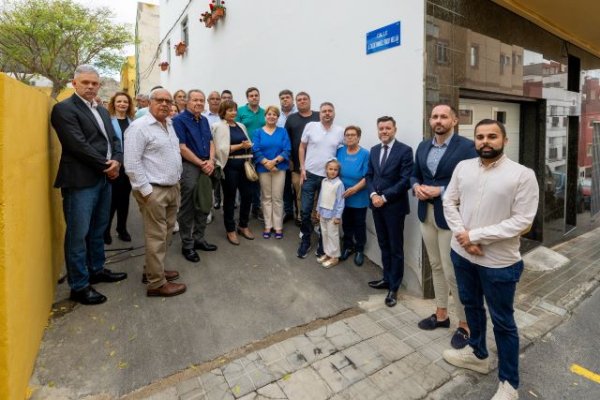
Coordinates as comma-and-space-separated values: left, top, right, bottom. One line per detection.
61, 178, 111, 291
451, 250, 523, 389
300, 171, 322, 244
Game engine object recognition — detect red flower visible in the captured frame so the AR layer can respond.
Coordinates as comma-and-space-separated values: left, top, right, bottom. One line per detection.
209, 3, 214, 10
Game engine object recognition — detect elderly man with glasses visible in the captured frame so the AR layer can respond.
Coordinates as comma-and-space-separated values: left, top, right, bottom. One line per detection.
125, 88, 187, 297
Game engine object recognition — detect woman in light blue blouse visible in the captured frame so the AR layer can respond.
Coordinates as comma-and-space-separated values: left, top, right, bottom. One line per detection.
336, 125, 370, 266
253, 106, 291, 239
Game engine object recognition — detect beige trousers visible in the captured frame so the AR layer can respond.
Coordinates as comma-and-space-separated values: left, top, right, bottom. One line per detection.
420, 204, 466, 321
259, 170, 286, 230
133, 185, 180, 289
320, 217, 341, 258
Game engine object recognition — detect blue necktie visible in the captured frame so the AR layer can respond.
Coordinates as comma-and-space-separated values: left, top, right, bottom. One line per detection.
380, 144, 389, 168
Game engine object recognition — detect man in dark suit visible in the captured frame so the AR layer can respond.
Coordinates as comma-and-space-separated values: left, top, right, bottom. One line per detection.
51, 65, 127, 305
366, 116, 414, 307
412, 104, 478, 348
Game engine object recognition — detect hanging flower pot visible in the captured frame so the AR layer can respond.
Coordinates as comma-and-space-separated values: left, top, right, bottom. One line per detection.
213, 7, 225, 18
174, 41, 187, 56
158, 61, 169, 71
201, 11, 213, 28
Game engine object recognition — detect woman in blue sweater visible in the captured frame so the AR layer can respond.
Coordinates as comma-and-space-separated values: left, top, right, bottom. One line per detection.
336, 125, 370, 266
252, 106, 291, 239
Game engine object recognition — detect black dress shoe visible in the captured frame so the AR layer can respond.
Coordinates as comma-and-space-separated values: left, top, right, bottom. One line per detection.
104, 232, 112, 245
194, 240, 217, 251
340, 248, 353, 261
417, 314, 451, 330
385, 290, 398, 307
182, 248, 200, 262
368, 279, 389, 290
354, 252, 365, 266
89, 268, 128, 284
283, 214, 294, 223
117, 230, 132, 242
70, 286, 107, 305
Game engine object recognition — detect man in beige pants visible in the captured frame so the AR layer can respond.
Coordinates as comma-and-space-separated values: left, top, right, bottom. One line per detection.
411, 104, 477, 347
125, 88, 186, 297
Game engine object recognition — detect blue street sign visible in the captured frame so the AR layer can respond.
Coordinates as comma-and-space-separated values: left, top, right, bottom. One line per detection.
366, 21, 401, 55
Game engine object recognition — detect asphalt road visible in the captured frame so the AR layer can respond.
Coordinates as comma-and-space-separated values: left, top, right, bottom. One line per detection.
442, 286, 600, 400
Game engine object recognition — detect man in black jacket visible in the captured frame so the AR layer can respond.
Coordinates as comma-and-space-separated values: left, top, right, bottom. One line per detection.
51, 65, 127, 305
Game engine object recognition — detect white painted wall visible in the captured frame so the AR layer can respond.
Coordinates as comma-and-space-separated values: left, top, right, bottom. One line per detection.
158, 0, 426, 293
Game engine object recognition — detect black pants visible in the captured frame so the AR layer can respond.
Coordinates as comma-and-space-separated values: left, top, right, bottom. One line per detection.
106, 167, 131, 235
342, 207, 367, 252
223, 161, 252, 232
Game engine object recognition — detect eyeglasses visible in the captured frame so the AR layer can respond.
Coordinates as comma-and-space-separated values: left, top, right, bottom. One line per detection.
152, 98, 173, 104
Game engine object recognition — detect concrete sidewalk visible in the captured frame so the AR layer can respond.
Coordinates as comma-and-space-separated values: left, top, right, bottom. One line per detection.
29, 214, 600, 399
122, 229, 600, 400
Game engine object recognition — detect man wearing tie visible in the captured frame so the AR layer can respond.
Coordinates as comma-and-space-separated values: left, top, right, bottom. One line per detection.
51, 65, 127, 305
365, 116, 414, 307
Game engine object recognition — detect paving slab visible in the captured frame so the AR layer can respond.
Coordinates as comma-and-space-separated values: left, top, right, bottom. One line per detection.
30, 209, 379, 398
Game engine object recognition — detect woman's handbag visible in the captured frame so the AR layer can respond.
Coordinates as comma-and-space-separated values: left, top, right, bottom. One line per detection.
243, 154, 259, 181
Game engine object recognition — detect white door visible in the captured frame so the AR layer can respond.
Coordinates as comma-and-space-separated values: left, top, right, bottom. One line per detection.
458, 99, 521, 162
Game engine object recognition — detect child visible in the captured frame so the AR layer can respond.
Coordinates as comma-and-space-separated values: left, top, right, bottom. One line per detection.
316, 159, 345, 268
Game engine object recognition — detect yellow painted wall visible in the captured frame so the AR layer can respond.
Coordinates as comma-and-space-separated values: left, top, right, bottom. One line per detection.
120, 55, 137, 99
0, 74, 64, 399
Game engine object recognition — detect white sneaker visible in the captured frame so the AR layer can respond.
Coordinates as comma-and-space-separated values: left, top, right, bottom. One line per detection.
491, 381, 518, 400
442, 347, 490, 374
206, 211, 213, 224
173, 221, 180, 233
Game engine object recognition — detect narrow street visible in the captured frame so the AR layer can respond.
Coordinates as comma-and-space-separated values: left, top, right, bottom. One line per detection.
438, 287, 600, 400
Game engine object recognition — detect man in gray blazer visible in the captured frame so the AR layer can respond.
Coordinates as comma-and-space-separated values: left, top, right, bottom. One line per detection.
51, 65, 127, 305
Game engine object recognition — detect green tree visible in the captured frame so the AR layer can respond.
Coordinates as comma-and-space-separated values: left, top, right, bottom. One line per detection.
0, 0, 133, 98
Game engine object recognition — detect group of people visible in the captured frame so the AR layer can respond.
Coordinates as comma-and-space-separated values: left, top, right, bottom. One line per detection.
52, 64, 538, 400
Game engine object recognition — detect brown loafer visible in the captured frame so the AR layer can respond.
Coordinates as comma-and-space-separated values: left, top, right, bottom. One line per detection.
141, 270, 180, 284
237, 227, 255, 240
147, 282, 187, 297
227, 231, 240, 245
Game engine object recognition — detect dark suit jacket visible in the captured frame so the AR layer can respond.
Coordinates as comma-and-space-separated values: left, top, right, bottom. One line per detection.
411, 134, 477, 229
365, 140, 414, 214
51, 94, 123, 188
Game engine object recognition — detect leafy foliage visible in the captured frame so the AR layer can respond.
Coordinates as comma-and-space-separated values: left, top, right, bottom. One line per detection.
0, 0, 133, 97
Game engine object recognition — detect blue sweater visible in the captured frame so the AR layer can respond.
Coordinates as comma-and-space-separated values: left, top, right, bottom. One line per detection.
336, 146, 370, 208
252, 127, 291, 173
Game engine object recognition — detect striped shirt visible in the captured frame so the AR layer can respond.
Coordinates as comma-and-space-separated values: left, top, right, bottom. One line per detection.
124, 113, 183, 196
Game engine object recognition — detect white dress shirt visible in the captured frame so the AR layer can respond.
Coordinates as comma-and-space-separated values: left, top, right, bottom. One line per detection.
124, 113, 183, 196
75, 93, 111, 159
443, 155, 539, 267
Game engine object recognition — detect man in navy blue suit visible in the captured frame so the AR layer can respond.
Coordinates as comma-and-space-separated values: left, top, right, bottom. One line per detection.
412, 104, 478, 348
366, 116, 414, 307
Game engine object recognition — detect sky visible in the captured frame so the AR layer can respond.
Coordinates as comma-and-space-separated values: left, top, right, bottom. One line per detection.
74, 0, 158, 25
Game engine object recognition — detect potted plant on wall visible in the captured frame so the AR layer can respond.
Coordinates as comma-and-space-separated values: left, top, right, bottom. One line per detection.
174, 41, 187, 56
211, 0, 226, 18
201, 11, 214, 28
209, 0, 226, 23
158, 61, 169, 71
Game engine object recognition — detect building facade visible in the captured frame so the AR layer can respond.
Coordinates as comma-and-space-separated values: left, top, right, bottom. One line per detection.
156, 0, 600, 294
135, 2, 161, 95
